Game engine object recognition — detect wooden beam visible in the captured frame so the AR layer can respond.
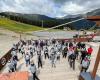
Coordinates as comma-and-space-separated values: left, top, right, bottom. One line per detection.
91, 46, 100, 79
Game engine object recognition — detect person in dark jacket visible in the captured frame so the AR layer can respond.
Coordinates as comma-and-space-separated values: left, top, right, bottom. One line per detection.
81, 46, 87, 64
69, 53, 76, 70
44, 46, 49, 59
37, 51, 43, 68
63, 46, 68, 58
13, 57, 17, 71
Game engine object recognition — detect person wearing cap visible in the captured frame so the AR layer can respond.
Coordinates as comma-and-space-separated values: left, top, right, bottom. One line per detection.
7, 59, 14, 72
29, 60, 40, 80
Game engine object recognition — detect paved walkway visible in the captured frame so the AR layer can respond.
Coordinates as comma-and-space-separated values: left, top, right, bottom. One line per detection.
1, 42, 100, 80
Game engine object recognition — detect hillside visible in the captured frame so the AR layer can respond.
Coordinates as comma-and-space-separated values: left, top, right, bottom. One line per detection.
0, 18, 44, 33
0, 8, 99, 30
87, 8, 100, 16
0, 12, 73, 29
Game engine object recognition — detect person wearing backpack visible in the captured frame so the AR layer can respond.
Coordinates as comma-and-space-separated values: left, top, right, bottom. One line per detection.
29, 60, 40, 80
8, 59, 14, 72
81, 56, 90, 72
69, 53, 76, 70
37, 51, 43, 68
81, 45, 87, 64
44, 46, 49, 59
50, 53, 56, 68
63, 46, 68, 58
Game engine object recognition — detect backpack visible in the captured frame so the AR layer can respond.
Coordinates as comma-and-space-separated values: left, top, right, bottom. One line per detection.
82, 60, 90, 68
70, 54, 76, 60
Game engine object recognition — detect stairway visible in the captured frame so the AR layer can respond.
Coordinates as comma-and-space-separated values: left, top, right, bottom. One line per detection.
2, 42, 100, 80
16, 51, 80, 80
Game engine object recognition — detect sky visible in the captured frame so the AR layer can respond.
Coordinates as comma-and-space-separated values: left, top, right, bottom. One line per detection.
0, 0, 100, 18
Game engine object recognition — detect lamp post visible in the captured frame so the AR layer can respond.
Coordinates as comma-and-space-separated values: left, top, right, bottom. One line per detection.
42, 20, 43, 28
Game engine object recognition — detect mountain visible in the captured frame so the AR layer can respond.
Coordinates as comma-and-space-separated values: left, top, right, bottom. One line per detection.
0, 12, 71, 29
0, 8, 100, 30
60, 8, 100, 30
87, 8, 100, 16
61, 14, 83, 19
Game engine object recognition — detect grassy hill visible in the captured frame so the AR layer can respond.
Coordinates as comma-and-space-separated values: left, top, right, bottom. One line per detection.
0, 18, 44, 33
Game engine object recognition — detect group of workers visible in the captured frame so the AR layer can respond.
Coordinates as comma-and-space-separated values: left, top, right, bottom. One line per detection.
7, 39, 93, 80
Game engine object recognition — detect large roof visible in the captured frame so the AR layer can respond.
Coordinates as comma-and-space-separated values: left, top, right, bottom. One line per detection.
86, 16, 100, 26
87, 16, 100, 20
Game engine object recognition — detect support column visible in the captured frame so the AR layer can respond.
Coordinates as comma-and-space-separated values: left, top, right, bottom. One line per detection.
91, 46, 100, 79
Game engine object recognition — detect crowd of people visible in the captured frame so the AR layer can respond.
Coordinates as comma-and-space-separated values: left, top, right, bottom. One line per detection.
7, 39, 93, 80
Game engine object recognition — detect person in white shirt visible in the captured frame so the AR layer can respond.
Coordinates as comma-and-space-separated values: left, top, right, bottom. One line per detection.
81, 56, 90, 72
57, 51, 61, 61
8, 59, 14, 72
50, 53, 56, 68
29, 60, 40, 80
11, 49, 18, 61
25, 53, 30, 66
68, 48, 74, 62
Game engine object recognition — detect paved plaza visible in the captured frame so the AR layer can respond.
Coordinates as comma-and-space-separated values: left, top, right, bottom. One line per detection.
1, 41, 100, 80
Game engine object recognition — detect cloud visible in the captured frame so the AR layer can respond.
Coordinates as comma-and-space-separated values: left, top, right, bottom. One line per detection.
60, 2, 85, 14
0, 0, 57, 17
0, 0, 100, 17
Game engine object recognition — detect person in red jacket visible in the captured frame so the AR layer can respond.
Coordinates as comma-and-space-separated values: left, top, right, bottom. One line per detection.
87, 46, 93, 56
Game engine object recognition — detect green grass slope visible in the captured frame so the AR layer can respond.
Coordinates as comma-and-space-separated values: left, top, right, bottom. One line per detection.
0, 18, 44, 33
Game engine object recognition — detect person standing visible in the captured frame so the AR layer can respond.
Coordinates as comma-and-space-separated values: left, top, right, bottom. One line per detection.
68, 48, 74, 62
81, 57, 90, 72
37, 50, 43, 68
50, 47, 56, 67
50, 53, 56, 68
11, 49, 18, 61
44, 46, 49, 59
63, 46, 68, 58
29, 60, 40, 80
21, 46, 25, 56
8, 59, 14, 72
87, 46, 93, 57
25, 53, 30, 66
30, 47, 34, 58
81, 45, 87, 64
69, 52, 76, 70
13, 57, 17, 71
57, 51, 60, 61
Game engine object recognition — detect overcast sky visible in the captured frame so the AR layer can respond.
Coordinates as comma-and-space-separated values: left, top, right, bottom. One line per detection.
0, 0, 100, 17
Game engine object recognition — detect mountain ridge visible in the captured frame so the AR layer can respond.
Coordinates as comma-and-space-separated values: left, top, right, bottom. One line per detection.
0, 8, 100, 30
